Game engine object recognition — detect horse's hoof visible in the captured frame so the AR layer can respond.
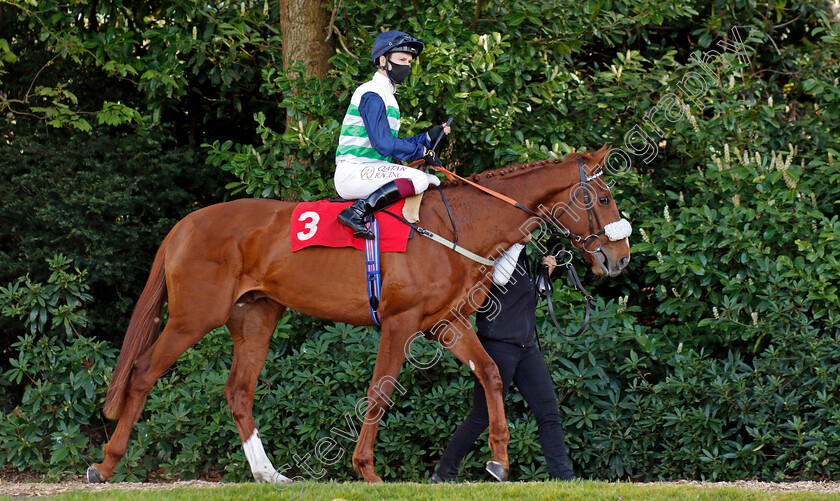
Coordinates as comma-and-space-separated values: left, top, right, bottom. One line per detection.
86, 466, 105, 483
485, 460, 510, 482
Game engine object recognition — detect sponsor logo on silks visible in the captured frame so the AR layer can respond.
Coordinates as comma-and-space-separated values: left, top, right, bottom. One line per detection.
360, 165, 406, 180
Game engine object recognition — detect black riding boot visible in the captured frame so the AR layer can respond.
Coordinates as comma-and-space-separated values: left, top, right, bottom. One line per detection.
337, 181, 404, 239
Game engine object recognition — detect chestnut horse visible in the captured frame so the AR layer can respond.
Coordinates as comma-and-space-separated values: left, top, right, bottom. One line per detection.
87, 146, 630, 484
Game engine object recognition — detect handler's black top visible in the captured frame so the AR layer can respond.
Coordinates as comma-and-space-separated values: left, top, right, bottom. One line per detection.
476, 250, 536, 348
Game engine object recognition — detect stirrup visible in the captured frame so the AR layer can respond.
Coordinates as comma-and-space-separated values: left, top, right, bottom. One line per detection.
354, 227, 375, 239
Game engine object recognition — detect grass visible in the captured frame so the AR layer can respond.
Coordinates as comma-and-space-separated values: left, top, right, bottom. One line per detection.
20, 480, 840, 501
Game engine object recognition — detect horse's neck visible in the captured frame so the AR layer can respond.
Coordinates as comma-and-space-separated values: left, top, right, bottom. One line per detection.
435, 161, 578, 260
483, 161, 579, 212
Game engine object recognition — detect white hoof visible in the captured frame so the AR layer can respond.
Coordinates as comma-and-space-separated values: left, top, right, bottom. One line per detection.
252, 467, 288, 483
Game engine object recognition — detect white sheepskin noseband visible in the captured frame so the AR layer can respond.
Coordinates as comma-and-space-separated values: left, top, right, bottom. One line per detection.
604, 218, 632, 241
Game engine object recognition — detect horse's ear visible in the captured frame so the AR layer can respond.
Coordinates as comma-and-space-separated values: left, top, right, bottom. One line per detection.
594, 143, 610, 163
586, 144, 610, 178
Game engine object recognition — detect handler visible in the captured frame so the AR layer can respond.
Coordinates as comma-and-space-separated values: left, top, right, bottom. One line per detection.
335, 30, 450, 239
431, 235, 577, 482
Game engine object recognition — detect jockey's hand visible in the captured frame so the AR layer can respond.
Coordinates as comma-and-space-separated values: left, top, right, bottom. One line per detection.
542, 255, 557, 276
426, 123, 451, 144
423, 149, 442, 167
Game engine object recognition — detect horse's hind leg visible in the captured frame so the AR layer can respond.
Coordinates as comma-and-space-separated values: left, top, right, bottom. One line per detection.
224, 296, 287, 483
89, 315, 225, 481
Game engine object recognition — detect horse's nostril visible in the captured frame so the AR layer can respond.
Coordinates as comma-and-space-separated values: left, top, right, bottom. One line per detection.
618, 256, 628, 269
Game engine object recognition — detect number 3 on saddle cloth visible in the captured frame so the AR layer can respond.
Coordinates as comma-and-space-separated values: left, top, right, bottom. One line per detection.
290, 199, 412, 327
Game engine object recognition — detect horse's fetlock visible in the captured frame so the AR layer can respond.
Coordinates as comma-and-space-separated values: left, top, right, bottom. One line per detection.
103, 442, 127, 460
352, 452, 372, 470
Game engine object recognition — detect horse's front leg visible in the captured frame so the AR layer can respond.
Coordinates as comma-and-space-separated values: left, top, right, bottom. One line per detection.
351, 314, 415, 483
438, 323, 510, 480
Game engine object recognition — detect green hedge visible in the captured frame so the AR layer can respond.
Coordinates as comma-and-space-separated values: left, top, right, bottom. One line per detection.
2, 233, 838, 482
0, 121, 223, 350
2, 0, 839, 485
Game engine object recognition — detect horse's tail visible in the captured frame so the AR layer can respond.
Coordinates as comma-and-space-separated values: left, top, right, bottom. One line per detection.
102, 236, 170, 420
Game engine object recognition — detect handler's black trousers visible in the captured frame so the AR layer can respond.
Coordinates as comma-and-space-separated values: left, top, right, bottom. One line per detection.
435, 339, 575, 480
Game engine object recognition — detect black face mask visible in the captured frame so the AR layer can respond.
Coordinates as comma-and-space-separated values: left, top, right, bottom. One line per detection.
386, 60, 411, 85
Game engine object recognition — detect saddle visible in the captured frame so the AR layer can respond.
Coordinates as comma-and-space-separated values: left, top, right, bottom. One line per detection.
290, 194, 422, 253
290, 194, 423, 326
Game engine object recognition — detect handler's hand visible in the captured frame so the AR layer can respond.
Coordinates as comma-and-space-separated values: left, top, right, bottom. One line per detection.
542, 255, 557, 276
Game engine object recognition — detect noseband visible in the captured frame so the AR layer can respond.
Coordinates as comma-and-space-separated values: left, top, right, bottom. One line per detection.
532, 158, 632, 337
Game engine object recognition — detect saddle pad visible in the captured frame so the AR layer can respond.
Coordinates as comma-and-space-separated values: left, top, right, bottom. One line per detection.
291, 199, 410, 252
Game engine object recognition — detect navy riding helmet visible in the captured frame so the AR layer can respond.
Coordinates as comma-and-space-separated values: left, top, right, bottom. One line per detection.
370, 31, 424, 67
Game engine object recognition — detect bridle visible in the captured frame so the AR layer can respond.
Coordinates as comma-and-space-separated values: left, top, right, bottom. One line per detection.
423, 157, 632, 336
425, 158, 630, 253
552, 158, 614, 252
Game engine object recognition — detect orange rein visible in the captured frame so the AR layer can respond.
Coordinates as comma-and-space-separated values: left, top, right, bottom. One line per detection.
407, 160, 520, 208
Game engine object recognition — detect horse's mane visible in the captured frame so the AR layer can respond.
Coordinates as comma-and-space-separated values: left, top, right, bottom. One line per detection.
440, 150, 599, 187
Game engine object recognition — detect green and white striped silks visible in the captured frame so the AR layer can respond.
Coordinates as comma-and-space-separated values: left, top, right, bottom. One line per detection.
336, 72, 401, 164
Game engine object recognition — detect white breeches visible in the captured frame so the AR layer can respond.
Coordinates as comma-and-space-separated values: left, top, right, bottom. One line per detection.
334, 161, 441, 200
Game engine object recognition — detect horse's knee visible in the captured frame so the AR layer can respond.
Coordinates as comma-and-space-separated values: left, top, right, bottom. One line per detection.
223, 377, 238, 405
479, 362, 503, 394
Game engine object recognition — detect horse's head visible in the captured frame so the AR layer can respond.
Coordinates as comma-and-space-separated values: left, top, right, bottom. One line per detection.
545, 146, 631, 277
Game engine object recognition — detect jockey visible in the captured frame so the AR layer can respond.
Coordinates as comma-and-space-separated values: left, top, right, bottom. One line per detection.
335, 30, 451, 239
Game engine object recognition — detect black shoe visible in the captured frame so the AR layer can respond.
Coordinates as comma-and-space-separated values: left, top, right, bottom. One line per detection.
429, 472, 456, 484
337, 200, 373, 239
337, 181, 405, 240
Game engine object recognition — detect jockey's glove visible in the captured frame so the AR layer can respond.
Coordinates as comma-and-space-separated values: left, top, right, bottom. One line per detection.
423, 149, 442, 167
427, 125, 445, 145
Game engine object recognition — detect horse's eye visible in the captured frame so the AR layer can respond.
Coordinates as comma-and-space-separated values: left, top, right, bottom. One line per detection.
599, 196, 610, 205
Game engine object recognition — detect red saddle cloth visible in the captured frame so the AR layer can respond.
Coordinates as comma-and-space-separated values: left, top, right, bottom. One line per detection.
290, 199, 410, 252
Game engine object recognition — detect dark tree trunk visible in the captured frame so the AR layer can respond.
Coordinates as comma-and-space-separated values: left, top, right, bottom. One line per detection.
277, 0, 335, 183
278, 0, 334, 99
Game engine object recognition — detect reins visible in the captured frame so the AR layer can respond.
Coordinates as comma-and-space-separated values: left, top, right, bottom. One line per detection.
425, 163, 547, 224
424, 160, 606, 249
535, 243, 593, 337
398, 156, 615, 337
